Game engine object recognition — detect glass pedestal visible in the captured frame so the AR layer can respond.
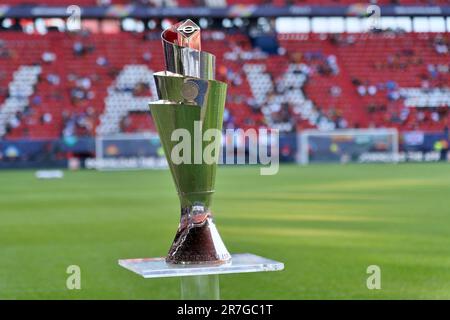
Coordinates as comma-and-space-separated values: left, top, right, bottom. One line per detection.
118, 253, 284, 299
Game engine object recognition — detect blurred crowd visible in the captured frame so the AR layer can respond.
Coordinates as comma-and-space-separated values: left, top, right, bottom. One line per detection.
0, 28, 448, 139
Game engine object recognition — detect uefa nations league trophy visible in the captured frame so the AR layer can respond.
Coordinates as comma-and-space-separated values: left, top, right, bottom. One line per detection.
150, 19, 231, 265
118, 19, 283, 300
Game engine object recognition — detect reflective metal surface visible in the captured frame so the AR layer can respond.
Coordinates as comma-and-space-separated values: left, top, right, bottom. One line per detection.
149, 19, 231, 265
161, 19, 215, 80
153, 71, 226, 109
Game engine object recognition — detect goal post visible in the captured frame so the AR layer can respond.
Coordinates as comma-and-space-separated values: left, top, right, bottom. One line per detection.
90, 133, 167, 170
298, 128, 399, 164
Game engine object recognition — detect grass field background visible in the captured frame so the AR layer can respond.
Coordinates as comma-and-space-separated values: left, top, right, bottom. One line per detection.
1, 163, 450, 299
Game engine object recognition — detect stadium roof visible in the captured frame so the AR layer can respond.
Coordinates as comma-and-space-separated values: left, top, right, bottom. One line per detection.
0, 4, 449, 19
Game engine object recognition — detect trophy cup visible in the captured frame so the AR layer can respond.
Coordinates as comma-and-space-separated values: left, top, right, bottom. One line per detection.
118, 19, 283, 299
149, 19, 231, 265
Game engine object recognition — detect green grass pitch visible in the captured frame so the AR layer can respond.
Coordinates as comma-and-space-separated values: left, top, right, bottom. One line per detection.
1, 163, 449, 299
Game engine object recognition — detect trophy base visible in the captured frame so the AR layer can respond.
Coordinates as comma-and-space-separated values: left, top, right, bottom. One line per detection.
118, 253, 284, 278
166, 215, 231, 265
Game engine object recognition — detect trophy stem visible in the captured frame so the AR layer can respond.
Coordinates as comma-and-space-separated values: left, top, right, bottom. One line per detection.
180, 275, 220, 300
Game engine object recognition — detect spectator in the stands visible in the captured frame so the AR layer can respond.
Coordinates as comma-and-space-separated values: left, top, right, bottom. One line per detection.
421, 76, 430, 90
367, 85, 377, 96
70, 88, 85, 103
41, 113, 52, 124
390, 111, 401, 124
428, 64, 439, 79
242, 97, 257, 114
41, 51, 56, 64
433, 34, 448, 55
120, 115, 132, 132
63, 113, 76, 137
31, 95, 42, 106
224, 69, 243, 86
416, 111, 426, 123
76, 76, 92, 90
47, 73, 60, 86
73, 41, 84, 56
8, 112, 22, 130
223, 108, 235, 129
400, 107, 410, 123
96, 56, 109, 67
224, 43, 267, 61
387, 90, 400, 101
142, 51, 152, 62
330, 85, 341, 97
73, 41, 94, 56
357, 85, 367, 96
352, 77, 362, 86
77, 111, 95, 136
385, 80, 397, 91
327, 55, 339, 75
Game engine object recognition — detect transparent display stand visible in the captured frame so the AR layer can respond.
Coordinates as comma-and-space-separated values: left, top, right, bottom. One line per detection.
119, 253, 284, 299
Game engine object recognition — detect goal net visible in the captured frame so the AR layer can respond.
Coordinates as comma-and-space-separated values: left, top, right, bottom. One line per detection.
89, 133, 167, 170
298, 129, 399, 164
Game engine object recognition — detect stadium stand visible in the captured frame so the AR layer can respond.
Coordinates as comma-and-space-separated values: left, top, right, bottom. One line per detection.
0, 29, 448, 139
279, 32, 450, 131
0, 65, 41, 137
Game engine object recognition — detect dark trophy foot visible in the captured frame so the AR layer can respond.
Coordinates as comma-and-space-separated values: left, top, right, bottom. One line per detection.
166, 213, 231, 265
